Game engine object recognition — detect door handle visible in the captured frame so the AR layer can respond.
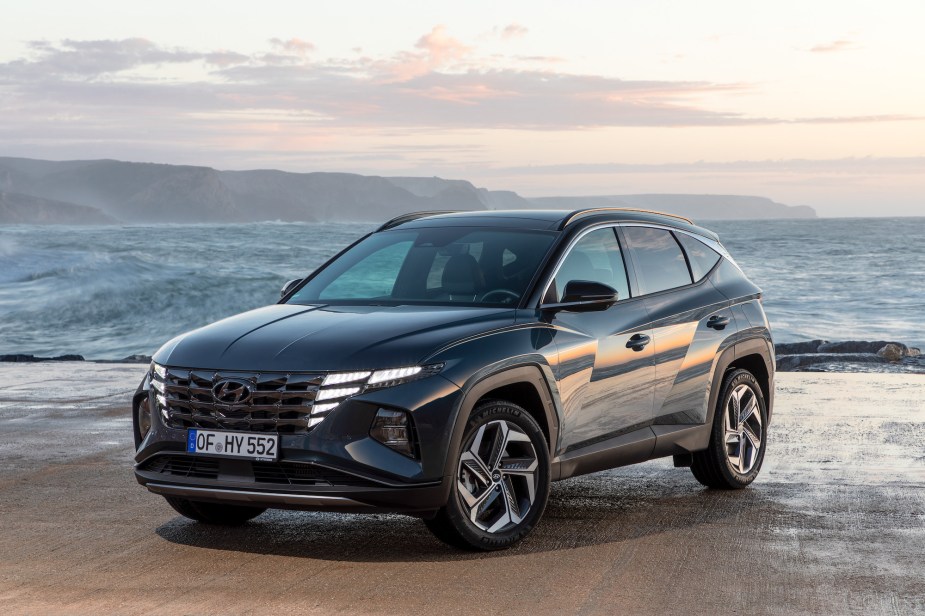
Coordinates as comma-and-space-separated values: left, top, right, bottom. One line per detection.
707, 315, 730, 330
626, 333, 651, 351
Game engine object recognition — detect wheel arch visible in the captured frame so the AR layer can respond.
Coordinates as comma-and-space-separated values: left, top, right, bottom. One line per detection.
442, 363, 560, 481
679, 335, 774, 455
728, 336, 775, 422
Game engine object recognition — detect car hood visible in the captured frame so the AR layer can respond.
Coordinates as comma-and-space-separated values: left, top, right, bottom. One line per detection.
152, 303, 516, 372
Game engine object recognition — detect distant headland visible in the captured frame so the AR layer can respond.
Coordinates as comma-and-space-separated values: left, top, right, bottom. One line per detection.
0, 156, 816, 225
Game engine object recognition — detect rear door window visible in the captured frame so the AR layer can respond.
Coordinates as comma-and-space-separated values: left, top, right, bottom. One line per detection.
623, 226, 692, 294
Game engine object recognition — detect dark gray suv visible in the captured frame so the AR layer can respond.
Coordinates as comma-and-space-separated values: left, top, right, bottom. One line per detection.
134, 208, 774, 550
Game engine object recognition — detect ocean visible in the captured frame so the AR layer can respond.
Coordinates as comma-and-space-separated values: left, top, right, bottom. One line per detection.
1, 217, 922, 359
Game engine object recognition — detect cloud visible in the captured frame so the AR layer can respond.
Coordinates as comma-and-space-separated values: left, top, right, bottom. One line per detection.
500, 23, 529, 40
415, 25, 470, 63
361, 25, 474, 81
810, 39, 861, 53
1, 31, 768, 130
269, 37, 315, 55
0, 28, 918, 174
784, 114, 918, 124
2, 38, 248, 77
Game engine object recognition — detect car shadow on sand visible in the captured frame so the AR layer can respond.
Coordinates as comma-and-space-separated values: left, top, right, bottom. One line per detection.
155, 468, 779, 562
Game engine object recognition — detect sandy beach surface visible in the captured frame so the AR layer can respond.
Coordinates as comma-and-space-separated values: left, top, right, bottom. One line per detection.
0, 363, 923, 615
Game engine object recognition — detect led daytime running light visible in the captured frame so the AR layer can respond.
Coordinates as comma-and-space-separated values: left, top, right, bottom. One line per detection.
311, 402, 339, 415
368, 366, 422, 385
316, 386, 361, 401
322, 371, 371, 386
152, 363, 167, 379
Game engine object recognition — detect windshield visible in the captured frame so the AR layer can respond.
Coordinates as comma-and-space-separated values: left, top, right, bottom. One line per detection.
287, 227, 557, 307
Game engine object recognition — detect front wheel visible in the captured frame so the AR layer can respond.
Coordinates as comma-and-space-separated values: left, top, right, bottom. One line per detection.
691, 368, 768, 489
164, 496, 266, 525
424, 400, 551, 551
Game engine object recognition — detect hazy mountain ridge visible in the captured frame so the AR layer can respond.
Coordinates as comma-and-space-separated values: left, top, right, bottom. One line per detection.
528, 194, 816, 219
0, 191, 115, 224
0, 156, 816, 224
0, 158, 487, 223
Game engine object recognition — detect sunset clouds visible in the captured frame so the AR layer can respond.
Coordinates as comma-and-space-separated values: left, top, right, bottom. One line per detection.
2, 29, 893, 132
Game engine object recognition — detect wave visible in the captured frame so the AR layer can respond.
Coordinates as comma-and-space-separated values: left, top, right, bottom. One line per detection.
0, 219, 921, 358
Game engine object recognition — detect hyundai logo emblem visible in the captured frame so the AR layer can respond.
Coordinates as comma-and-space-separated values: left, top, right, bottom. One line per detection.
212, 379, 253, 404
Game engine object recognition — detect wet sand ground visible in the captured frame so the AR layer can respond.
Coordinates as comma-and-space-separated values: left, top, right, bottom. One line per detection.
0, 363, 923, 615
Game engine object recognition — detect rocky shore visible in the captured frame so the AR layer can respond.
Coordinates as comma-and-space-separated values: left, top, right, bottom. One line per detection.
775, 340, 923, 373
4, 339, 924, 374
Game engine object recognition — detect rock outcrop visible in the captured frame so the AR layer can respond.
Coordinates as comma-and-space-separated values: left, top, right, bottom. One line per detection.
774, 340, 923, 372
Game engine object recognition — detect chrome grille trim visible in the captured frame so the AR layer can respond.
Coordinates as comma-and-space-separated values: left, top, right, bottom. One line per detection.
153, 368, 326, 434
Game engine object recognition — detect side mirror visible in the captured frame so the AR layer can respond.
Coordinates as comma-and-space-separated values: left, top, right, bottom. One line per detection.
542, 280, 618, 312
280, 278, 303, 299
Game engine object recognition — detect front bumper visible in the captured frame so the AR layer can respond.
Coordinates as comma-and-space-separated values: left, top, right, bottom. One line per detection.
134, 450, 448, 514
134, 372, 462, 515
147, 483, 379, 511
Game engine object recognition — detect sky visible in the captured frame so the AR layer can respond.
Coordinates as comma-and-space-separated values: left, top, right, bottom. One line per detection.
1, 0, 924, 216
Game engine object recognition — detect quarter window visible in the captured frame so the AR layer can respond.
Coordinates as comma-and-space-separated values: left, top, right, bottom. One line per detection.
546, 227, 630, 303
675, 233, 721, 281
623, 226, 692, 294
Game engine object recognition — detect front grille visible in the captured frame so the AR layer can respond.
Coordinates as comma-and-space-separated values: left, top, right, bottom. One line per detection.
153, 368, 326, 434
139, 455, 378, 487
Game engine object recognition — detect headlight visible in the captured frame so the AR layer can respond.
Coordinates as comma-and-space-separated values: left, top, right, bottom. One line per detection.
311, 363, 443, 422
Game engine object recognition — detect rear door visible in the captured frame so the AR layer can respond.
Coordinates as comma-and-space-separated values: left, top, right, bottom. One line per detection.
545, 226, 655, 451
621, 225, 734, 425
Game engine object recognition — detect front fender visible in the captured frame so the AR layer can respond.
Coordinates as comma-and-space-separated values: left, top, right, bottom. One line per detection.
423, 323, 563, 483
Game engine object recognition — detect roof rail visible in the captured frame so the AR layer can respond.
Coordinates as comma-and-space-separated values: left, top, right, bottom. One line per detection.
562, 207, 694, 228
376, 210, 460, 231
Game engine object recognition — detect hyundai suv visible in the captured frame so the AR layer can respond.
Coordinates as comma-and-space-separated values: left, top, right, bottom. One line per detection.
133, 208, 774, 550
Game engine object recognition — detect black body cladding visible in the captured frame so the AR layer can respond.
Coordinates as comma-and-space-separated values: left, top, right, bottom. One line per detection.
135, 207, 774, 541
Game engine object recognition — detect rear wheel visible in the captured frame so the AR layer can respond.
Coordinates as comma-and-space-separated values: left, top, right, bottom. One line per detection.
424, 400, 550, 551
164, 496, 266, 525
691, 369, 767, 489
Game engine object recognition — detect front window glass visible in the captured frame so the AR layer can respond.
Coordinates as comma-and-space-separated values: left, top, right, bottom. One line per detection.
289, 227, 556, 307
545, 227, 630, 303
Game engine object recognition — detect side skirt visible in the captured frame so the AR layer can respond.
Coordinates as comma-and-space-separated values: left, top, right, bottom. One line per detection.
552, 427, 655, 480
551, 423, 711, 481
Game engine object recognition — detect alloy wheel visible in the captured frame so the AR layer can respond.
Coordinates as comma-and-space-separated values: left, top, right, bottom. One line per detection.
456, 419, 539, 533
723, 383, 763, 474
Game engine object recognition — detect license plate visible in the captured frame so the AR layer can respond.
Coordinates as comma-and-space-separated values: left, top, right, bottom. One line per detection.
187, 429, 279, 461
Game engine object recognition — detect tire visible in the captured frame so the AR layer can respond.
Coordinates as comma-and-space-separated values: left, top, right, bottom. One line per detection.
691, 368, 768, 489
163, 496, 266, 525
424, 400, 551, 551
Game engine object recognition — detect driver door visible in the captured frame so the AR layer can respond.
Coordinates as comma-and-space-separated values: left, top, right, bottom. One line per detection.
546, 227, 655, 452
